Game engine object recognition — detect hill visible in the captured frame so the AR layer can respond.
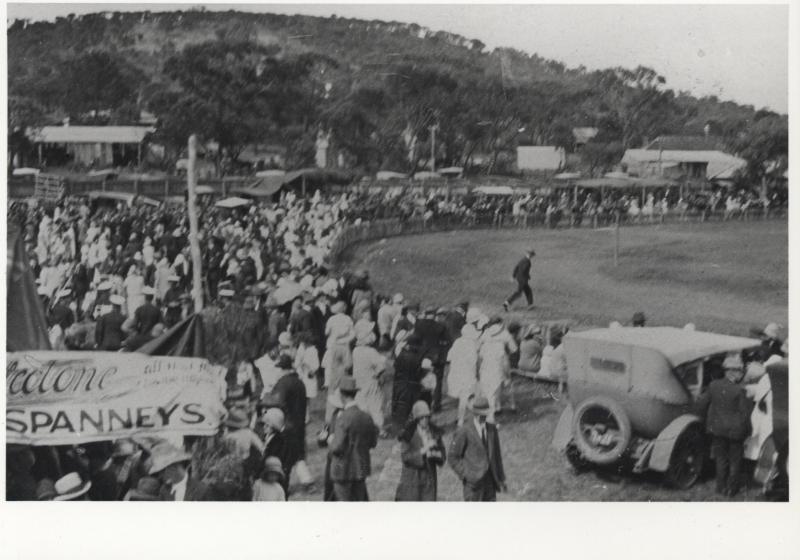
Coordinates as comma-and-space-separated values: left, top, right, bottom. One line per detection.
7, 9, 788, 177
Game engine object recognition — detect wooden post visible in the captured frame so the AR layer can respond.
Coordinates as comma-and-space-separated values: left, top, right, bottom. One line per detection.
573, 184, 578, 207
187, 135, 204, 312
614, 211, 620, 267
137, 142, 142, 167
164, 178, 169, 200
38, 144, 43, 166
222, 178, 227, 198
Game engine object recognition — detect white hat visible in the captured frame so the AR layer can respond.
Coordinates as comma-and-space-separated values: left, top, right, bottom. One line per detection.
53, 472, 91, 501
133, 251, 143, 261
142, 286, 156, 296
219, 288, 235, 298
56, 288, 72, 299
110, 294, 125, 306
764, 323, 781, 339
278, 331, 293, 347
392, 293, 405, 305
421, 358, 433, 370
167, 275, 180, 282
97, 281, 112, 291
466, 308, 481, 325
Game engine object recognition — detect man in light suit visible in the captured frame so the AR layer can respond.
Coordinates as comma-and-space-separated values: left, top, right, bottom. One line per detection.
448, 396, 506, 501
329, 377, 379, 501
503, 248, 535, 311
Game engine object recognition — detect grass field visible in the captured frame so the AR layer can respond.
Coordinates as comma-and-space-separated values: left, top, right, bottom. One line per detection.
295, 220, 787, 501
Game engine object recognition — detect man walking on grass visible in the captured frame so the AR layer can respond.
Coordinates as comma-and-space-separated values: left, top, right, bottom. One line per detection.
503, 248, 535, 311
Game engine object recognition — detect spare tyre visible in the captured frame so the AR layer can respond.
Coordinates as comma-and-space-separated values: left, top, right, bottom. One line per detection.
572, 396, 632, 465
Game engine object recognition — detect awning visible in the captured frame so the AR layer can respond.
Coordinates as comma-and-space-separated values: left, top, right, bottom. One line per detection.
215, 196, 253, 209
236, 168, 354, 198
575, 177, 676, 189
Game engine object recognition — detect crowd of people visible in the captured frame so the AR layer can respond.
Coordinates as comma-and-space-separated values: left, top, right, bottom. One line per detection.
5, 185, 788, 502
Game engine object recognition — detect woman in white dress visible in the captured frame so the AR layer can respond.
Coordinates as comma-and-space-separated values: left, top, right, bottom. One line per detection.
352, 320, 387, 435
322, 300, 354, 423
478, 317, 518, 423
293, 332, 320, 423
446, 321, 481, 427
123, 263, 145, 316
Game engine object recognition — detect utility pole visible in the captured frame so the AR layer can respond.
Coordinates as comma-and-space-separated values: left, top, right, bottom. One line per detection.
429, 123, 438, 173
186, 134, 204, 311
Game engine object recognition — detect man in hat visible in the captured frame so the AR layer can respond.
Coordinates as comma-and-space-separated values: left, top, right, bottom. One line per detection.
695, 353, 753, 497
271, 354, 309, 492
53, 472, 92, 501
329, 377, 379, 501
448, 395, 506, 501
131, 286, 163, 337
289, 291, 316, 343
503, 248, 535, 311
150, 442, 210, 501
95, 294, 126, 351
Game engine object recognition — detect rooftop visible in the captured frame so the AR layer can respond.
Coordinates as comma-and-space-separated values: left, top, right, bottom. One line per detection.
30, 126, 155, 144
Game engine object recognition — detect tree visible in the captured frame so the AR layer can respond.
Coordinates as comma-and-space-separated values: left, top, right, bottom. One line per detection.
148, 41, 317, 173
731, 114, 788, 190
59, 51, 145, 117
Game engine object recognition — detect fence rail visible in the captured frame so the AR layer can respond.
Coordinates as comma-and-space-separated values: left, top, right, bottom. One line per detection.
328, 208, 787, 264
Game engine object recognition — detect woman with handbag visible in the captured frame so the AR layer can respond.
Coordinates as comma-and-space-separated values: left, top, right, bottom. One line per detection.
395, 401, 446, 501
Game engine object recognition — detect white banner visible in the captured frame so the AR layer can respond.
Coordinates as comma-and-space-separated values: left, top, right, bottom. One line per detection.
6, 352, 227, 446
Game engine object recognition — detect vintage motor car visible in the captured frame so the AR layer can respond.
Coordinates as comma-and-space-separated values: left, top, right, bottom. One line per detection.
751, 358, 789, 498
551, 326, 763, 489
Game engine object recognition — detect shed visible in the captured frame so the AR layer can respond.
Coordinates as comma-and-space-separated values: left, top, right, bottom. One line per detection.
516, 146, 565, 171
30, 126, 154, 167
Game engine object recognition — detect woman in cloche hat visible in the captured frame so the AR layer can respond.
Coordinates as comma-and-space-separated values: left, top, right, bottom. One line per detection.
395, 401, 446, 502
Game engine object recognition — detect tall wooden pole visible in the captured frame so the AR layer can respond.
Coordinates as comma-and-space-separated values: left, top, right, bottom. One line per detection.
614, 211, 620, 267
187, 135, 204, 311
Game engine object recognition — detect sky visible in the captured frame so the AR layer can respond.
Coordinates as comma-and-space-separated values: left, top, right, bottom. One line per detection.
6, 2, 790, 113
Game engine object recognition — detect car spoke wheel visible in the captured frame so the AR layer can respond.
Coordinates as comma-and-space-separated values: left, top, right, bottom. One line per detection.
665, 426, 706, 489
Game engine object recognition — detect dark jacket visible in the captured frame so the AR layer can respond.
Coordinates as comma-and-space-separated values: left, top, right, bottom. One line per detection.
512, 257, 531, 283
395, 424, 446, 501
449, 420, 505, 489
413, 318, 451, 365
272, 372, 308, 465
95, 309, 126, 350
289, 307, 315, 340
329, 404, 378, 482
49, 302, 75, 331
133, 301, 163, 336
442, 310, 466, 343
696, 377, 753, 440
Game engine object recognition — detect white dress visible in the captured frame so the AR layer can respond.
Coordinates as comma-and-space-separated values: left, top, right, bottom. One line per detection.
294, 344, 320, 399
479, 326, 516, 398
352, 345, 386, 429
447, 326, 480, 399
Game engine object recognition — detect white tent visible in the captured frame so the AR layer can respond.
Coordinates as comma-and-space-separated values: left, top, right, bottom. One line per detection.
473, 185, 515, 196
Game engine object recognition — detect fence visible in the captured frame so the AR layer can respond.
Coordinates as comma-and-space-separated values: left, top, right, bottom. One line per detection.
328, 206, 787, 265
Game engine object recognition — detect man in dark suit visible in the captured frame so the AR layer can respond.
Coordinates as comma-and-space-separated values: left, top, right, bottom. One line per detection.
49, 289, 76, 331
329, 378, 379, 501
413, 307, 451, 412
95, 295, 126, 351
271, 355, 308, 490
442, 301, 468, 342
289, 293, 315, 342
695, 354, 753, 497
503, 248, 535, 311
448, 396, 506, 501
132, 287, 163, 337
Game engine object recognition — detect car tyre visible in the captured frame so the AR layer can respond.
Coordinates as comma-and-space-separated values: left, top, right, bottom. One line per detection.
572, 396, 632, 466
665, 425, 706, 489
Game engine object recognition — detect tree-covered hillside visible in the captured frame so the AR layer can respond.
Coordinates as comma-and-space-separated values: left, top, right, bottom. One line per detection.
7, 9, 788, 180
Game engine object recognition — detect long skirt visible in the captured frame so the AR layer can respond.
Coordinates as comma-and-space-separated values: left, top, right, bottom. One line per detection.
391, 377, 421, 427
355, 377, 384, 429
323, 344, 352, 390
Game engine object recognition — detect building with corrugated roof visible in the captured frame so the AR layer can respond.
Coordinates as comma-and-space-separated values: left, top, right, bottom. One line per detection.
29, 125, 155, 167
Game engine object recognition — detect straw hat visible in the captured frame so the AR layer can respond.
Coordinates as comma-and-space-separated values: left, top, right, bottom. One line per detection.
722, 353, 744, 372
262, 408, 285, 431
338, 377, 359, 395
142, 286, 156, 296
469, 396, 491, 416
392, 293, 405, 305
148, 443, 191, 475
411, 400, 431, 421
56, 288, 72, 300
167, 275, 180, 282
110, 294, 125, 306
421, 358, 434, 371
53, 472, 92, 501
764, 323, 781, 339
219, 288, 235, 298
112, 439, 138, 458
355, 320, 376, 346
331, 300, 347, 314
97, 281, 112, 291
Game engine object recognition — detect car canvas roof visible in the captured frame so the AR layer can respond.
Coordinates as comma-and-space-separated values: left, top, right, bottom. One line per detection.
567, 326, 761, 367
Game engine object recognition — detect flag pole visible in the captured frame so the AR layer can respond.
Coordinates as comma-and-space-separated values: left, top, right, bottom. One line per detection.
187, 134, 204, 311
